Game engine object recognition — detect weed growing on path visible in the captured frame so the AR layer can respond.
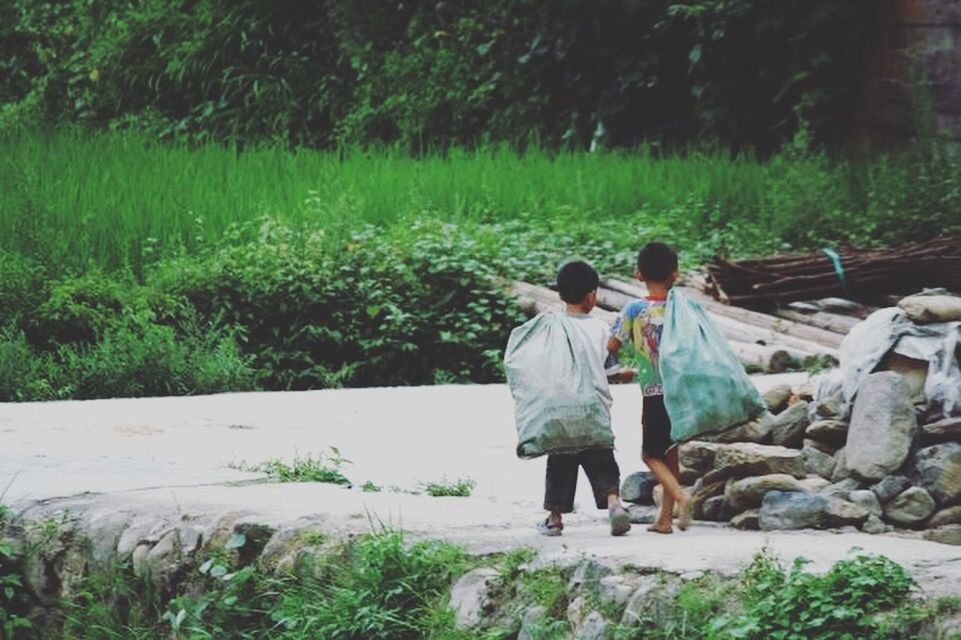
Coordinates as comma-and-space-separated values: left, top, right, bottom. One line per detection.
247, 449, 352, 487
419, 477, 477, 497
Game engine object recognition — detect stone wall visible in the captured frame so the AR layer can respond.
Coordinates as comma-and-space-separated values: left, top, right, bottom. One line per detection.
855, 0, 961, 148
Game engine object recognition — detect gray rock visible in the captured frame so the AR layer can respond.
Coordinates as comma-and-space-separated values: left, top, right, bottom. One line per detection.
690, 477, 728, 520
567, 559, 613, 594
831, 448, 851, 482
713, 416, 774, 444
711, 442, 806, 480
825, 499, 871, 528
919, 417, 961, 446
819, 478, 863, 501
924, 525, 961, 546
599, 575, 636, 608
701, 495, 731, 522
575, 611, 610, 640
862, 514, 886, 534
730, 509, 760, 530
884, 487, 937, 527
870, 475, 911, 504
621, 471, 657, 505
763, 384, 793, 414
116, 517, 156, 558
759, 491, 828, 530
803, 438, 840, 456
626, 504, 657, 524
846, 372, 917, 481
678, 464, 699, 485
805, 419, 848, 446
620, 574, 681, 628
799, 476, 831, 493
770, 402, 810, 449
848, 490, 883, 518
449, 567, 500, 628
930, 506, 961, 528
131, 543, 151, 578
517, 606, 547, 640
726, 474, 806, 513
802, 446, 836, 480
145, 529, 182, 585
816, 392, 843, 418
913, 442, 961, 508
567, 596, 589, 631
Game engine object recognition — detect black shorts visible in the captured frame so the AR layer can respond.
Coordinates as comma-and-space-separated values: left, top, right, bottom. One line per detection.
642, 395, 674, 459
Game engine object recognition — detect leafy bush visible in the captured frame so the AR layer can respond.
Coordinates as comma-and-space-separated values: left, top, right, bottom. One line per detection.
149, 218, 524, 391
0, 505, 37, 639
154, 530, 471, 639
0, 250, 48, 327
708, 551, 918, 640
26, 271, 137, 348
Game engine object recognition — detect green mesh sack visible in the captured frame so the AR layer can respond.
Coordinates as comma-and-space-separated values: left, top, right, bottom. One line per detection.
504, 313, 614, 459
660, 289, 766, 442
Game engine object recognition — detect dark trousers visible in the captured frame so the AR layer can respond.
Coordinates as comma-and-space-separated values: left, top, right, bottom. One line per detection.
544, 448, 620, 513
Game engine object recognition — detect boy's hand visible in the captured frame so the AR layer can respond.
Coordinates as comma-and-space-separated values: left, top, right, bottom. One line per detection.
607, 368, 637, 383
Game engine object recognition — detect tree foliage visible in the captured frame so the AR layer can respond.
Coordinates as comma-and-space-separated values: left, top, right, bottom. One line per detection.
0, 0, 876, 151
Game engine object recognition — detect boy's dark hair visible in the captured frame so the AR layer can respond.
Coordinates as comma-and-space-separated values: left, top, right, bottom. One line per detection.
636, 242, 678, 282
556, 260, 599, 304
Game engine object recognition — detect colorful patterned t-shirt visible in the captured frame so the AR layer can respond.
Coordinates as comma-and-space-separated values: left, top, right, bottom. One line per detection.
611, 296, 667, 397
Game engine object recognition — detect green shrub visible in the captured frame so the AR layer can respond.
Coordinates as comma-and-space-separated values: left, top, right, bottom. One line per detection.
60, 315, 255, 399
149, 218, 524, 391
708, 551, 918, 640
27, 271, 137, 348
0, 249, 48, 327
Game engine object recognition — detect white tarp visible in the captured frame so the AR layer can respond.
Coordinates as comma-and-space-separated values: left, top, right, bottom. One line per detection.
836, 306, 961, 420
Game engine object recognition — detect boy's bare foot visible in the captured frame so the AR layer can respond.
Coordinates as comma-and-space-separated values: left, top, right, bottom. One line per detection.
609, 504, 631, 536
676, 495, 692, 531
646, 523, 673, 534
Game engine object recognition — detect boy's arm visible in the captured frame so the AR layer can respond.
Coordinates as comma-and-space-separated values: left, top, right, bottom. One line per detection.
606, 311, 636, 382
607, 336, 622, 355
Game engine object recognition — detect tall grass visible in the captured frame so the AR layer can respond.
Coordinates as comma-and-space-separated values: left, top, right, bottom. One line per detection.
2, 129, 958, 277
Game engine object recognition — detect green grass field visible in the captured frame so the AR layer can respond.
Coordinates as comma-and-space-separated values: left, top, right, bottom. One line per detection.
5, 129, 957, 278
1, 129, 958, 401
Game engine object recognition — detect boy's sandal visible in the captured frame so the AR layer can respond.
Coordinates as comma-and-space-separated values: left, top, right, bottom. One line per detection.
609, 505, 632, 537
536, 518, 563, 537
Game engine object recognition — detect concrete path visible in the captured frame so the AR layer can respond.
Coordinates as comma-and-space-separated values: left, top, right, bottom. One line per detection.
3, 375, 961, 597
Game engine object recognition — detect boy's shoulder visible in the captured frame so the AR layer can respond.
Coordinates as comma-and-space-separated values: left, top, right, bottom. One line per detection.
622, 297, 661, 317
567, 313, 609, 332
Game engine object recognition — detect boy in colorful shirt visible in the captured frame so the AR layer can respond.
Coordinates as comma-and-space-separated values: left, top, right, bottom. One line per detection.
609, 242, 691, 534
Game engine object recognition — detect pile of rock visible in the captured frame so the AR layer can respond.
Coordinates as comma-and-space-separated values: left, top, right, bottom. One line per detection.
622, 371, 961, 545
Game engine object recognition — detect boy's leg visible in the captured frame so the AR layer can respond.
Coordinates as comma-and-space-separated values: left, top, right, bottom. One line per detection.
543, 453, 578, 534
580, 448, 631, 536
643, 450, 688, 531
642, 396, 690, 533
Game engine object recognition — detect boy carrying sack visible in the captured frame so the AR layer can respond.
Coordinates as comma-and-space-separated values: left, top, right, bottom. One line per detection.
504, 261, 632, 537
610, 243, 766, 534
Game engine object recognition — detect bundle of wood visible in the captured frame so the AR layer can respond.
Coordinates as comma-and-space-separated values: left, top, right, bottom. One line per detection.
706, 235, 961, 307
